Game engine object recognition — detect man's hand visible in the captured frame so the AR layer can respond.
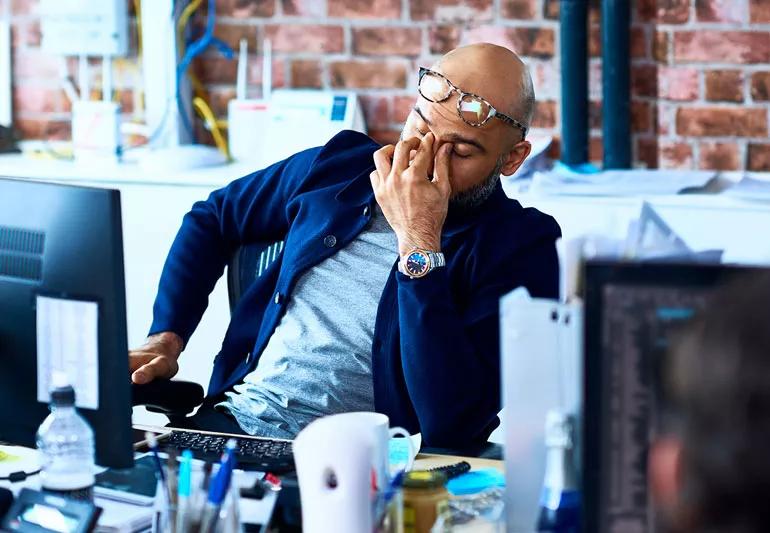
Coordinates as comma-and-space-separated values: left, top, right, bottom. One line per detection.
129, 332, 184, 384
370, 132, 453, 257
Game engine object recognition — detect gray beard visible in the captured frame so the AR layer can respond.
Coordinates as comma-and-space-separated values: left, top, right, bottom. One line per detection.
448, 155, 504, 212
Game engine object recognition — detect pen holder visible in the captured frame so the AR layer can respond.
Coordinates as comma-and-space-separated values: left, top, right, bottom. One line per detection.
374, 488, 404, 533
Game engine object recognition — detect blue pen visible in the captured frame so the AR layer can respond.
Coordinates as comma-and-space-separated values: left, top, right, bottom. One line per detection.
176, 450, 193, 533
383, 470, 405, 505
201, 439, 238, 533
144, 432, 166, 485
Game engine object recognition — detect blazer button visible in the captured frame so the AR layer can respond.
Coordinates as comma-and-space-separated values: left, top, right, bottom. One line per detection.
324, 235, 337, 248
274, 292, 282, 304
363, 205, 370, 217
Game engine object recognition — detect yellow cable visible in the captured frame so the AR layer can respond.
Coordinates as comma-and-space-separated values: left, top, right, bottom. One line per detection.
192, 96, 229, 159
132, 0, 142, 57
177, 0, 203, 56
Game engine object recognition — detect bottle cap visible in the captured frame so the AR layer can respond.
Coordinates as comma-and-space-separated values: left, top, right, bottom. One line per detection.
49, 372, 76, 406
403, 470, 447, 489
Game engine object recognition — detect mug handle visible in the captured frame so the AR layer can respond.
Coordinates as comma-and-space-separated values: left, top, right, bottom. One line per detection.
389, 426, 415, 472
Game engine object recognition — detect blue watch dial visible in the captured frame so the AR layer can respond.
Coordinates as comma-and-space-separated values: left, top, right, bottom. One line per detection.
405, 252, 429, 276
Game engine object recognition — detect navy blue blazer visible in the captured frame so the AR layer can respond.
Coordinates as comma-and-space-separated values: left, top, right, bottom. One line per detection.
149, 130, 561, 447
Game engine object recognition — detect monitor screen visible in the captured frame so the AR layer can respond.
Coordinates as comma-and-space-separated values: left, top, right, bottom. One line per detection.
0, 177, 133, 468
582, 260, 767, 533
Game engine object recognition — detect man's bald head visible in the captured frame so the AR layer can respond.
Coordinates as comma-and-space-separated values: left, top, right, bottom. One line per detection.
432, 43, 535, 139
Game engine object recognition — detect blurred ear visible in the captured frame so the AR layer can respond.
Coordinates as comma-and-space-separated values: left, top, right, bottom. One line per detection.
500, 141, 531, 176
649, 437, 684, 510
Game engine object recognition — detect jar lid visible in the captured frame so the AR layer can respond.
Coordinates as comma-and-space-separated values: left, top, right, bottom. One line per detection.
403, 470, 447, 489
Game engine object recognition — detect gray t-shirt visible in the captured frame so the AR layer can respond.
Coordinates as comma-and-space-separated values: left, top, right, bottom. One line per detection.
219, 206, 398, 438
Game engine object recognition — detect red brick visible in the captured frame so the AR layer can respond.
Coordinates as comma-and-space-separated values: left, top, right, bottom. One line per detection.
656, 102, 674, 135
696, 0, 747, 23
282, 0, 326, 17
699, 142, 740, 170
392, 95, 416, 123
654, 31, 669, 63
636, 138, 658, 169
359, 95, 391, 129
705, 70, 744, 102
750, 0, 770, 22
12, 85, 71, 114
215, 0, 275, 17
353, 28, 422, 56
206, 87, 237, 117
11, 0, 35, 15
751, 72, 770, 101
463, 26, 555, 58
12, 20, 41, 47
632, 64, 658, 98
265, 25, 344, 54
429, 26, 460, 54
659, 66, 699, 101
632, 101, 651, 133
748, 143, 770, 170
531, 61, 561, 100
631, 27, 648, 59
369, 129, 401, 145
195, 56, 237, 85
660, 141, 694, 169
589, 26, 601, 58
12, 49, 63, 80
247, 58, 287, 89
501, 0, 537, 19
328, 0, 401, 18
589, 100, 602, 130
330, 61, 407, 89
589, 137, 602, 163
531, 100, 556, 129
291, 60, 323, 88
213, 24, 258, 52
543, 0, 559, 19
14, 119, 71, 140
657, 0, 690, 23
411, 0, 494, 23
637, 0, 657, 21
674, 31, 770, 64
676, 107, 768, 137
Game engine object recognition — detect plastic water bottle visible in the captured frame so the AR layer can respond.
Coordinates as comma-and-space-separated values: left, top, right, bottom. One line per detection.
536, 410, 580, 533
36, 381, 96, 501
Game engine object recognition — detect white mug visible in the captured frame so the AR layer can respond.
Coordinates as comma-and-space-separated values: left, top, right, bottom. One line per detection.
294, 415, 376, 533
331, 411, 415, 491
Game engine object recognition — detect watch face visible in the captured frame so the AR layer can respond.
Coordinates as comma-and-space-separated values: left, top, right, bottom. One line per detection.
405, 251, 429, 277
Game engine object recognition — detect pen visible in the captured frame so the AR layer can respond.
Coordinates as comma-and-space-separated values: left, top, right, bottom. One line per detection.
146, 432, 172, 532
166, 448, 179, 505
201, 439, 238, 533
176, 450, 193, 533
190, 461, 213, 531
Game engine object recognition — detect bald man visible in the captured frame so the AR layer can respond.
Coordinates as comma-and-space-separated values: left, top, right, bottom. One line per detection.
130, 44, 561, 447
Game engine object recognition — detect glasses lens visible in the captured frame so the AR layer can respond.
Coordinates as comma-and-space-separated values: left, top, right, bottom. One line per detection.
459, 94, 491, 126
419, 72, 450, 102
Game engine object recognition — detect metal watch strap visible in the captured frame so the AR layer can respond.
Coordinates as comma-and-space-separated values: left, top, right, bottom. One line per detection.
427, 251, 445, 269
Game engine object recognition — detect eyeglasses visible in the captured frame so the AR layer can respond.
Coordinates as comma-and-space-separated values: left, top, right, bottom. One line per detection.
418, 67, 527, 138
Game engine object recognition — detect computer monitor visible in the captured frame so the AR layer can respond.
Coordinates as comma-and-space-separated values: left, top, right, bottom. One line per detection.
582, 260, 769, 533
0, 177, 133, 468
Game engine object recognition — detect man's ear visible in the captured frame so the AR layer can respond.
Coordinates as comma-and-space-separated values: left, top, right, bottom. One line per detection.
500, 141, 531, 176
649, 437, 684, 510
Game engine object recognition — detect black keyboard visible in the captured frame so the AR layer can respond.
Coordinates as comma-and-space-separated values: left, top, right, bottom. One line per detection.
161, 430, 294, 473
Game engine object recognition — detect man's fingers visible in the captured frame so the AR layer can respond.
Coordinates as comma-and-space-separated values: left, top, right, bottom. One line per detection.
373, 145, 395, 181
128, 351, 155, 372
369, 170, 381, 191
130, 355, 177, 384
392, 137, 421, 174
408, 133, 434, 180
433, 143, 453, 195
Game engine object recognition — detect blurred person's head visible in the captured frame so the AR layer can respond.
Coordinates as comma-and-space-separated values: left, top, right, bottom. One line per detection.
650, 272, 770, 533
400, 43, 535, 210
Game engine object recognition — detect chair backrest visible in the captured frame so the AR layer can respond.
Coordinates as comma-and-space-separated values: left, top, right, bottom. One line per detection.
227, 240, 285, 313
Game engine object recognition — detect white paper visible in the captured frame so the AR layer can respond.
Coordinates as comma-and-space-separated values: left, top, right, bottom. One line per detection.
36, 295, 99, 410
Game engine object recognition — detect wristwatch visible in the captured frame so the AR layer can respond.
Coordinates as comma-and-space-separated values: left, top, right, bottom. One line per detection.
400, 248, 446, 279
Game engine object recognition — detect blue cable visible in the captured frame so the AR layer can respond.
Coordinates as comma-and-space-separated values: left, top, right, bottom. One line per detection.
176, 0, 234, 140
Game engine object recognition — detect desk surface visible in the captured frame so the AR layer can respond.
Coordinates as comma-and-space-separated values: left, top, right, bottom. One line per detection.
414, 453, 503, 473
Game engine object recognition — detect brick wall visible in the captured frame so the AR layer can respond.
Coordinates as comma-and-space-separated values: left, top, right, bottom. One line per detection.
7, 0, 770, 170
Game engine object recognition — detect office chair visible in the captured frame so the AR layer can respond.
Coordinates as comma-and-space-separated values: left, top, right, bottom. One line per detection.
131, 241, 284, 422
